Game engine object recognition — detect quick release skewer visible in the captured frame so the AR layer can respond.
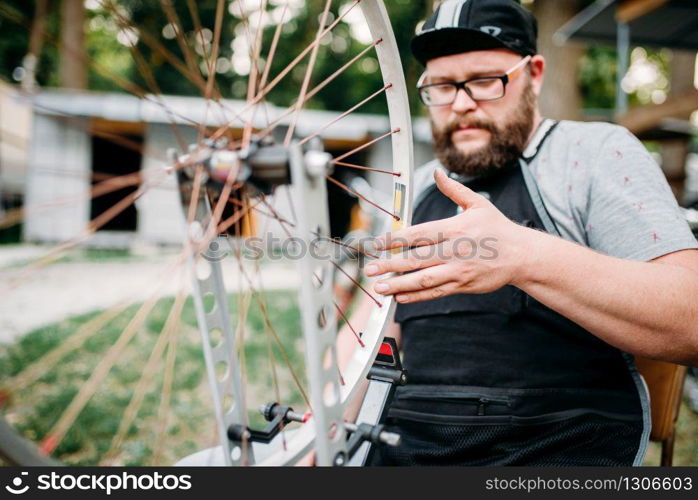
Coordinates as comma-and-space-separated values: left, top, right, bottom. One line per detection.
227, 402, 309, 444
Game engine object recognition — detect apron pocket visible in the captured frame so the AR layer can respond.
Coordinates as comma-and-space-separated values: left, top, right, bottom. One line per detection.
375, 410, 643, 466
393, 387, 512, 418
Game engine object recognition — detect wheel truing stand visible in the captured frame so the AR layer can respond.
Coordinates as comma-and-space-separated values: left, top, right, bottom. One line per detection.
175, 138, 405, 466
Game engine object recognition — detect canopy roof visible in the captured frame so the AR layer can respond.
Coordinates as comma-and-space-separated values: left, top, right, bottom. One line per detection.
555, 0, 698, 51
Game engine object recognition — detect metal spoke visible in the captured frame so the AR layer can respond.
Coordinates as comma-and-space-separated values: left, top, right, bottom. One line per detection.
259, 195, 295, 239
331, 128, 400, 164
237, 262, 313, 410
105, 0, 240, 142
326, 175, 399, 221
232, 267, 254, 464
258, 0, 290, 93
104, 286, 187, 464
283, 0, 333, 145
0, 3, 210, 130
207, 0, 362, 144
333, 160, 400, 176
150, 164, 207, 465
158, 0, 202, 91
228, 196, 296, 231
214, 197, 257, 235
99, 0, 208, 95
256, 0, 360, 102
0, 168, 175, 297
151, 311, 182, 465
39, 251, 193, 456
6, 304, 129, 392
333, 301, 364, 346
0, 172, 141, 232
299, 84, 392, 146
257, 39, 383, 141
313, 233, 379, 260
330, 260, 382, 307
117, 32, 188, 150
205, 0, 225, 108
183, 0, 241, 128
237, 0, 271, 149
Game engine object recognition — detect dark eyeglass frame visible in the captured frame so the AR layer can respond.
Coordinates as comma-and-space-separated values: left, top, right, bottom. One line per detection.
416, 55, 532, 107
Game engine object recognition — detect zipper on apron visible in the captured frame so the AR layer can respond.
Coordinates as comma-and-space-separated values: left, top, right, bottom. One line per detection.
477, 397, 506, 416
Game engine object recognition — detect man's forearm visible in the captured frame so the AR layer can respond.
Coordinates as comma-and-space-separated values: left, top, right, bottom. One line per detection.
515, 230, 698, 364
367, 171, 698, 364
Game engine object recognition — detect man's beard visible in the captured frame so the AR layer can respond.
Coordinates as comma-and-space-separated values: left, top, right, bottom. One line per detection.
431, 81, 536, 177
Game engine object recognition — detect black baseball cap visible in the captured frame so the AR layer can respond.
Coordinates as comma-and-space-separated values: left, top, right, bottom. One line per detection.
411, 0, 538, 65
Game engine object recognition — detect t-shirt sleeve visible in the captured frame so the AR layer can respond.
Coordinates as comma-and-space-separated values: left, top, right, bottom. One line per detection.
585, 126, 697, 261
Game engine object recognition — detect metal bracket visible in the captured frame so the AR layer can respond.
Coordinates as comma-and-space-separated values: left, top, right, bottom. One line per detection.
288, 141, 347, 466
347, 337, 407, 466
178, 174, 252, 466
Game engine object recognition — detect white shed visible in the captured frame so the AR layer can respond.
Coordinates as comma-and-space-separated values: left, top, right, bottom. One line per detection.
17, 88, 432, 248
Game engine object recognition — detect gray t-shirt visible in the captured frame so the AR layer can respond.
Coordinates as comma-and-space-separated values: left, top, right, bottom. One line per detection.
412, 119, 698, 262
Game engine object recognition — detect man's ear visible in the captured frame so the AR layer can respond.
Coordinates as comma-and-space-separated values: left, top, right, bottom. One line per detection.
529, 54, 545, 97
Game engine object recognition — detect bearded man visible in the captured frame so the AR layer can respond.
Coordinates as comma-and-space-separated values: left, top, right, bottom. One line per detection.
349, 0, 698, 466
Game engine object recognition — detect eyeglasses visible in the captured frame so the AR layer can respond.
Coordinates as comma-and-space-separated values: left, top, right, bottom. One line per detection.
417, 55, 531, 107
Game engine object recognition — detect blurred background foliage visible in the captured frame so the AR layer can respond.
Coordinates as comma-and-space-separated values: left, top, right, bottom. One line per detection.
0, 0, 674, 117
0, 0, 429, 113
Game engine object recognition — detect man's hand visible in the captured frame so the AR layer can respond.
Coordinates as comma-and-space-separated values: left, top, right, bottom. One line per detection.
365, 169, 537, 303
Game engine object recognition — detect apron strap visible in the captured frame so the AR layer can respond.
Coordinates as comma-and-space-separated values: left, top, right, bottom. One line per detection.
519, 158, 561, 237
518, 118, 561, 237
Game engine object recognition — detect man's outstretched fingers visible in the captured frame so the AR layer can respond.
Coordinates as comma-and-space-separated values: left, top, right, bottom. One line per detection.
394, 280, 462, 304
365, 243, 452, 277
374, 218, 450, 251
434, 169, 486, 209
373, 265, 454, 295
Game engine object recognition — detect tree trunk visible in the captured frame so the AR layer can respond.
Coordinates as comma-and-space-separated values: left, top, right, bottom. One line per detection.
59, 0, 87, 89
22, 0, 50, 91
532, 0, 584, 120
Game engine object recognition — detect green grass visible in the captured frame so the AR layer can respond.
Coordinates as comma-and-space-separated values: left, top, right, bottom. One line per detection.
643, 402, 698, 466
0, 290, 305, 466
70, 248, 135, 261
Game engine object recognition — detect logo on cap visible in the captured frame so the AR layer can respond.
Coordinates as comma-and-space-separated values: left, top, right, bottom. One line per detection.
480, 26, 502, 36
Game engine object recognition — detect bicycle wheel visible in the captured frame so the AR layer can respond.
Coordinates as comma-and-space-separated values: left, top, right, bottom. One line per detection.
0, 0, 413, 466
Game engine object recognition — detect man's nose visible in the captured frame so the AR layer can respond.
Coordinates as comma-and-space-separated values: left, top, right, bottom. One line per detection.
451, 87, 478, 113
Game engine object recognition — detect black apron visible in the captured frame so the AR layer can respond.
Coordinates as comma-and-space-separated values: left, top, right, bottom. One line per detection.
370, 160, 645, 466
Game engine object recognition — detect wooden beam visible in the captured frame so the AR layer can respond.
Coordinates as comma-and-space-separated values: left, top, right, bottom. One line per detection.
90, 119, 146, 137
616, 88, 698, 134
616, 0, 671, 23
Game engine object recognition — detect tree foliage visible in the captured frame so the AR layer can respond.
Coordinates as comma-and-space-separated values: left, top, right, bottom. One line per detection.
0, 0, 674, 116
0, 0, 428, 114
0, 1, 60, 86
